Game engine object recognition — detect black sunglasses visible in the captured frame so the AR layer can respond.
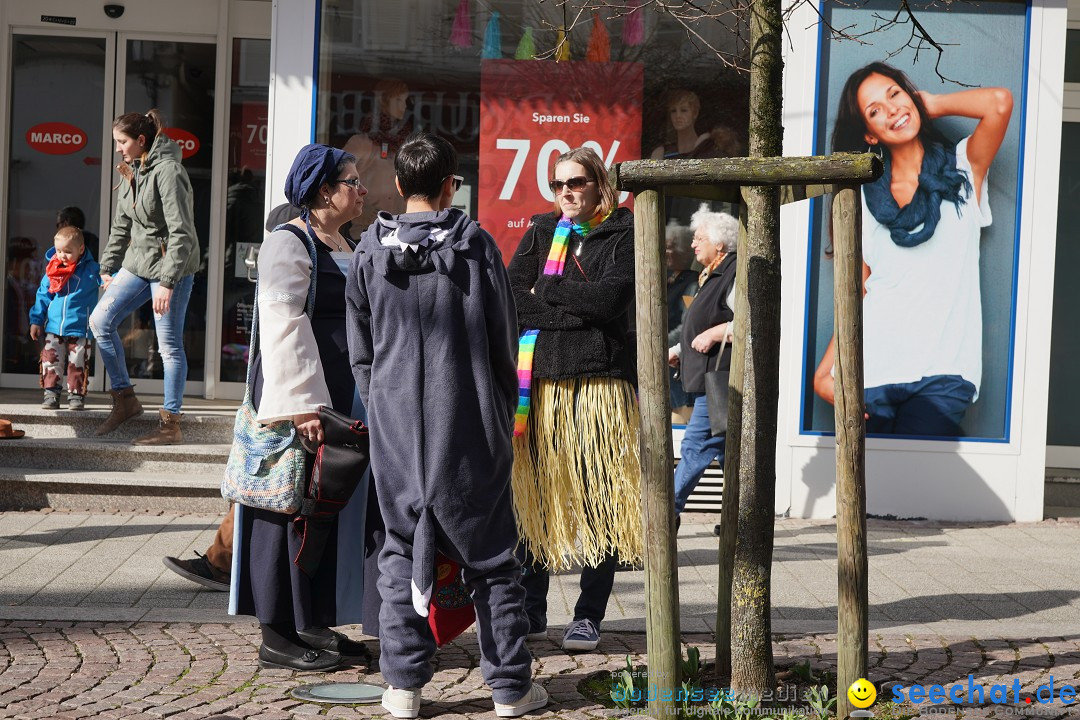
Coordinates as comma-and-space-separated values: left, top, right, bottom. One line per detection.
334, 178, 364, 189
548, 176, 593, 193
443, 174, 464, 192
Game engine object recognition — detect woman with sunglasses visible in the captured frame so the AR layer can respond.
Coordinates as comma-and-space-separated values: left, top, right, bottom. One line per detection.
508, 146, 642, 653
232, 144, 380, 672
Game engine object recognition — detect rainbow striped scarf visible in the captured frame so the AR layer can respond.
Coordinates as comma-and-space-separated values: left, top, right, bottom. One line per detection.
514, 211, 608, 436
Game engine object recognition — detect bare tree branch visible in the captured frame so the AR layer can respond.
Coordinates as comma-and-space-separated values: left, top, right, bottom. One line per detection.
528, 0, 974, 86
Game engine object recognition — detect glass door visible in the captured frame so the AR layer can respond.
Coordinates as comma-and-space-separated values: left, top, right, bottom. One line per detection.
3, 32, 216, 395
3, 33, 111, 382
112, 36, 216, 394
219, 38, 270, 389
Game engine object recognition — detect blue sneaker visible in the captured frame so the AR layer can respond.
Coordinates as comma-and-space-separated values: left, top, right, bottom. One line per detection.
562, 618, 600, 651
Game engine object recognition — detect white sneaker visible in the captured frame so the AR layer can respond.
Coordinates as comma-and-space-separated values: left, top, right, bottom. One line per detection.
526, 629, 548, 642
494, 683, 549, 717
382, 686, 422, 718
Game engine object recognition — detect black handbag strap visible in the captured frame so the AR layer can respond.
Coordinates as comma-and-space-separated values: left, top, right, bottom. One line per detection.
714, 336, 729, 372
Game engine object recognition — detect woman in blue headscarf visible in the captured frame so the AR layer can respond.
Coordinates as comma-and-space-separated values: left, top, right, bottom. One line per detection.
231, 144, 380, 671
814, 62, 1013, 437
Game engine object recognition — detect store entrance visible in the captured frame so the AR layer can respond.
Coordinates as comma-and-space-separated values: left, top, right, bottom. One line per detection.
3, 32, 216, 395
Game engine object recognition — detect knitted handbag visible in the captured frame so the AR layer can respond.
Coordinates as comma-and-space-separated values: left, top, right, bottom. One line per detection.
221, 225, 318, 513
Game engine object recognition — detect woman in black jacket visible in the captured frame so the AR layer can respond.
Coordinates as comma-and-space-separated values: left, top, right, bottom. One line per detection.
508, 147, 642, 654
668, 205, 739, 521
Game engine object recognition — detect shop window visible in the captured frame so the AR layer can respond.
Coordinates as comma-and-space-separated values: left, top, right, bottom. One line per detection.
316, 1, 748, 424
315, 0, 749, 242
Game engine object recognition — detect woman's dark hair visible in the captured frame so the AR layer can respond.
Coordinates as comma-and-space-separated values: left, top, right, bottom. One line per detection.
112, 109, 165, 148
395, 132, 458, 200
831, 62, 951, 154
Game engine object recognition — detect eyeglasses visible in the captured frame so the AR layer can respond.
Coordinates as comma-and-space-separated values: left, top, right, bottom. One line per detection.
334, 178, 364, 189
444, 174, 464, 192
548, 176, 593, 193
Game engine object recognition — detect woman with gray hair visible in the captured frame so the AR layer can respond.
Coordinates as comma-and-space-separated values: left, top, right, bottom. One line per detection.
667, 204, 739, 524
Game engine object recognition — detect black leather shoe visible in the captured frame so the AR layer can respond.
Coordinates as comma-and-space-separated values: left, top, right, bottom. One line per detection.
297, 627, 371, 659
258, 643, 342, 671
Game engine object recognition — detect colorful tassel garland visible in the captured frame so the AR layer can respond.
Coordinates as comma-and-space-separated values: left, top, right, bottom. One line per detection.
450, 0, 472, 48
555, 24, 571, 61
622, 0, 644, 46
481, 11, 501, 58
515, 26, 537, 59
586, 13, 611, 62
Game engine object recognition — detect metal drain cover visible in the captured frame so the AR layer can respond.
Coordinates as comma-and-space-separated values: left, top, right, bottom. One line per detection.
290, 682, 384, 704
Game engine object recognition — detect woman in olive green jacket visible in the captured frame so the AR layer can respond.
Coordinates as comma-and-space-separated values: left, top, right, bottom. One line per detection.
89, 109, 200, 445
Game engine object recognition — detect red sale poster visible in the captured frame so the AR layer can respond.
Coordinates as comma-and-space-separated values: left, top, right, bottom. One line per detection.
479, 59, 644, 261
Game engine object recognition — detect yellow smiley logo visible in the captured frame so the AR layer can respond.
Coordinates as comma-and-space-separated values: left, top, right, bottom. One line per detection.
847, 678, 877, 709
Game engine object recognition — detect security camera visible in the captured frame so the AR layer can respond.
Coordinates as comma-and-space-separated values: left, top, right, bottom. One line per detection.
104, 4, 124, 18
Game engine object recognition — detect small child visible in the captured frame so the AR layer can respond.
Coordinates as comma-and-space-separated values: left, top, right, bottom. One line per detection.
29, 226, 101, 410
346, 132, 547, 718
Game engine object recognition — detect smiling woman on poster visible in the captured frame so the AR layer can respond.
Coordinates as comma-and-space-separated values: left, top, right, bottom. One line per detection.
813, 62, 1013, 437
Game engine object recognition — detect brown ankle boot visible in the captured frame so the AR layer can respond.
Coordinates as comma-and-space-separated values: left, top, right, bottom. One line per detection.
95, 387, 143, 436
132, 408, 183, 446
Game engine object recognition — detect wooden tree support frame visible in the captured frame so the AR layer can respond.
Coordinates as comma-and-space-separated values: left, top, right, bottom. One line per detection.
615, 153, 881, 719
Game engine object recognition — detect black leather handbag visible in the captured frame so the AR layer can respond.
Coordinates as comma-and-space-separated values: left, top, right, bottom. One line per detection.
291, 405, 371, 576
704, 337, 729, 437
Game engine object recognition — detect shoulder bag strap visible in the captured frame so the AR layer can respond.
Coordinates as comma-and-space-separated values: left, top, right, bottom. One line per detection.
714, 337, 728, 373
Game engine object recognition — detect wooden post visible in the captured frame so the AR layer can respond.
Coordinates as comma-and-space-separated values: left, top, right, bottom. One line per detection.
615, 153, 881, 189
715, 200, 749, 679
633, 186, 681, 719
831, 186, 868, 719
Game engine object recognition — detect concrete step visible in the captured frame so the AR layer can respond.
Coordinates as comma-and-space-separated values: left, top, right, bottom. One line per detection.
1044, 473, 1080, 508
0, 402, 235, 444
0, 467, 227, 512
0, 437, 229, 473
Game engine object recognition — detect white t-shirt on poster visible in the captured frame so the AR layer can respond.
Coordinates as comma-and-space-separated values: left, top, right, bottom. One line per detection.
861, 136, 991, 399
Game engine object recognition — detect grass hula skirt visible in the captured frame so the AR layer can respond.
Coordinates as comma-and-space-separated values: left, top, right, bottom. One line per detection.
511, 376, 644, 571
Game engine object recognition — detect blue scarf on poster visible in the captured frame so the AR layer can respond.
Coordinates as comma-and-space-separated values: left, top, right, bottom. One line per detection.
862, 141, 972, 248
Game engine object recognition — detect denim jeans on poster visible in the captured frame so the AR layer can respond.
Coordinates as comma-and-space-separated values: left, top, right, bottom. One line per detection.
864, 374, 977, 438
674, 393, 726, 514
89, 269, 194, 413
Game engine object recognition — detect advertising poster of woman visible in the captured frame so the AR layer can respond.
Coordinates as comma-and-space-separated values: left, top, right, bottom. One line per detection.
803, 0, 1029, 441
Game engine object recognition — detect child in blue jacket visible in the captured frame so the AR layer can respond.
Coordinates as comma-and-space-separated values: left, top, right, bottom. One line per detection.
28, 226, 101, 410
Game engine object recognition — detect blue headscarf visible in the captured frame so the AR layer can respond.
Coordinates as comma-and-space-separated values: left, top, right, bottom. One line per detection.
284, 144, 353, 219
862, 141, 972, 248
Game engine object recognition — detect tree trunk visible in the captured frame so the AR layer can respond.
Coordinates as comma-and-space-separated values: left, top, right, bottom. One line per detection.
729, 0, 783, 694
715, 202, 748, 681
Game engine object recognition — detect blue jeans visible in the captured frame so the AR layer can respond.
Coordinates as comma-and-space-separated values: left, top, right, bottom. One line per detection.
670, 366, 691, 409
89, 269, 193, 413
674, 393, 726, 514
864, 374, 976, 438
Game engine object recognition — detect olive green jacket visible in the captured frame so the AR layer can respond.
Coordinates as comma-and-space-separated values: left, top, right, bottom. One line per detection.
100, 134, 200, 289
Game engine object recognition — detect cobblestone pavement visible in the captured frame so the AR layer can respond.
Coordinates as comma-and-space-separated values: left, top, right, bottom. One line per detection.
4, 623, 1080, 719
3, 512, 1080, 718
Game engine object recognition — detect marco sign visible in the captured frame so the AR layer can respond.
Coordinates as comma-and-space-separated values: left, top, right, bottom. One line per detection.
26, 122, 87, 155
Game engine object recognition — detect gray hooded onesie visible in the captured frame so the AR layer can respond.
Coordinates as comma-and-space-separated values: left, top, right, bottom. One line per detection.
345, 207, 532, 700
